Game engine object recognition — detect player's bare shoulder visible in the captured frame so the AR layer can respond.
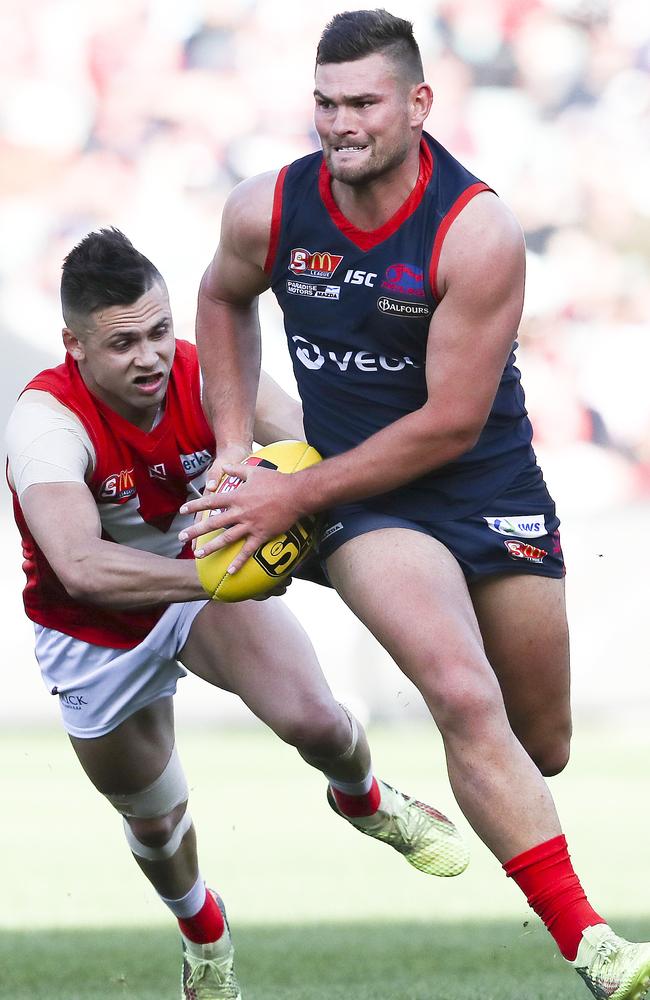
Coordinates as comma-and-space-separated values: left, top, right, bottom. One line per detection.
201, 170, 281, 305
220, 169, 282, 270
436, 192, 525, 304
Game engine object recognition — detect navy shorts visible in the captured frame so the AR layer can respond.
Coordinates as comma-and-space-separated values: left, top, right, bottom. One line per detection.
315, 463, 565, 583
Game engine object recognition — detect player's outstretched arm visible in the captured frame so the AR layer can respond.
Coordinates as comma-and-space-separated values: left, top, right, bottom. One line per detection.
196, 171, 278, 487
21, 481, 206, 608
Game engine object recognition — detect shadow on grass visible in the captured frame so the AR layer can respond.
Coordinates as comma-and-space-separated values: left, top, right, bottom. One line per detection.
4, 918, 650, 1000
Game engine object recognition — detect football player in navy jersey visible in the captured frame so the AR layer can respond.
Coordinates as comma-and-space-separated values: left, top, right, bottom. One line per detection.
183, 10, 650, 998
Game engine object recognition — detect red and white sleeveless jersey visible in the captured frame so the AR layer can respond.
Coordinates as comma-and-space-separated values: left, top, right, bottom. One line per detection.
11, 339, 215, 649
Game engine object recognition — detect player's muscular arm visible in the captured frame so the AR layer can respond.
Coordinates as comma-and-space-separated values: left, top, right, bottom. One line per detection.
196, 172, 277, 481
21, 482, 206, 608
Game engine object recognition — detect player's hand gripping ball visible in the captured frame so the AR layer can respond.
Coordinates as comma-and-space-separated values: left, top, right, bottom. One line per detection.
195, 439, 322, 602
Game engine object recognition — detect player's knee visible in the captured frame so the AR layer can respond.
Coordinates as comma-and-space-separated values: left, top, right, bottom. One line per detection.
514, 713, 572, 776
279, 698, 351, 759
530, 736, 571, 777
104, 745, 193, 861
126, 802, 188, 848
423, 666, 504, 736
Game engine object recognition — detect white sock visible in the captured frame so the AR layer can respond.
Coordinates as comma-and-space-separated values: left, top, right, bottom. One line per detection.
327, 771, 375, 796
159, 874, 206, 919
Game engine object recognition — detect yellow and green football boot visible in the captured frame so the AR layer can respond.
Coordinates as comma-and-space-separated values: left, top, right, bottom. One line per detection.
327, 778, 469, 877
573, 924, 650, 999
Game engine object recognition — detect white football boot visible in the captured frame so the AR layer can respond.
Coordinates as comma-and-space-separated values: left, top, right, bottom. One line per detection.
327, 778, 469, 877
181, 892, 241, 1000
572, 924, 650, 999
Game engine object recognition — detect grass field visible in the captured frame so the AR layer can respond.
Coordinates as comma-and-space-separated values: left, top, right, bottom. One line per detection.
3, 721, 650, 999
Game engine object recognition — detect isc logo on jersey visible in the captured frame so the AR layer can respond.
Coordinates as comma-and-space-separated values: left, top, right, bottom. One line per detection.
484, 515, 546, 538
289, 248, 343, 279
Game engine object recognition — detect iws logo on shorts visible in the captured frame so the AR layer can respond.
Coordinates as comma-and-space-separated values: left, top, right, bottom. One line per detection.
381, 263, 426, 298
99, 468, 136, 501
504, 540, 546, 563
286, 279, 340, 300
484, 515, 546, 538
289, 248, 343, 279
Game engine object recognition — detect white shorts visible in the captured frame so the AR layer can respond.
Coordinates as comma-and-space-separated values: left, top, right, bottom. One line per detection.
34, 601, 208, 739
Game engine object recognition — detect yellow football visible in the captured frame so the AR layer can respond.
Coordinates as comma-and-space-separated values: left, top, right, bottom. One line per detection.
195, 439, 322, 602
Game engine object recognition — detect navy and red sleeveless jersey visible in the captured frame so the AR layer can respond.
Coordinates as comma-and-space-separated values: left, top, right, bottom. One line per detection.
266, 132, 536, 520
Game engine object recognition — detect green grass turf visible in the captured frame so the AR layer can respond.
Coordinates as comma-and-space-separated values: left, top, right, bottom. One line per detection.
3, 721, 650, 997
4, 919, 650, 999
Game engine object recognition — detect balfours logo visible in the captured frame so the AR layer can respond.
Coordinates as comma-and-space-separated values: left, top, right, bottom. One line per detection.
289, 248, 344, 279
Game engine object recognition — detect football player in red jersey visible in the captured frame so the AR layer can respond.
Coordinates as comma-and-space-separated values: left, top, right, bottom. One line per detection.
7, 227, 471, 1000
182, 11, 650, 999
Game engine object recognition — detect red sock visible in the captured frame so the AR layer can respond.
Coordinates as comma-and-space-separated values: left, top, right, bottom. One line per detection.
504, 834, 605, 960
178, 890, 225, 945
331, 776, 382, 818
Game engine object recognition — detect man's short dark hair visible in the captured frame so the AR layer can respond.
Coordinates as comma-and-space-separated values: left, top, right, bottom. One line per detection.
61, 228, 163, 330
315, 9, 423, 83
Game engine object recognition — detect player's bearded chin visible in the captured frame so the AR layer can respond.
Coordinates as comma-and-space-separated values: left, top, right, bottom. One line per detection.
325, 140, 408, 186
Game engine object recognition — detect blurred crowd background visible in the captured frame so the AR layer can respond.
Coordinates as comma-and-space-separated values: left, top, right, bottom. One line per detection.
2, 0, 649, 725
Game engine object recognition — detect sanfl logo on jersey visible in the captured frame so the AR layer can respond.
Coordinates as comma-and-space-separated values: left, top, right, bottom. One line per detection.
289, 248, 343, 279
99, 469, 136, 501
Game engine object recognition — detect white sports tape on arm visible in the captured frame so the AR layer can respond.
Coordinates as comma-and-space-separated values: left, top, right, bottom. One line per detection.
105, 745, 189, 818
5, 391, 94, 499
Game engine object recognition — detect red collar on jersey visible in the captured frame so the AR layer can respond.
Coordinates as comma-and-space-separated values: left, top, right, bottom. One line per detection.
318, 137, 434, 252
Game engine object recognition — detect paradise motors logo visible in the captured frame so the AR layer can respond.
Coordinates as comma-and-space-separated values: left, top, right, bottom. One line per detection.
289, 248, 343, 279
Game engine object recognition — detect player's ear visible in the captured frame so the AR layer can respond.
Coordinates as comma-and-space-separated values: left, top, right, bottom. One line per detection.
410, 82, 432, 126
63, 327, 86, 361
